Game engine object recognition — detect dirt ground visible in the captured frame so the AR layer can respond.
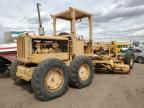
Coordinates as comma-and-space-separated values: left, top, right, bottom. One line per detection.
0, 63, 144, 108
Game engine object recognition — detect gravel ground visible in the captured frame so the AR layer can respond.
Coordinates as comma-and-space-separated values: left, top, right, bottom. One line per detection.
0, 63, 144, 108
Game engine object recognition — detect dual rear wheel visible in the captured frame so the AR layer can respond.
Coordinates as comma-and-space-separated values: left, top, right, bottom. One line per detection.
31, 56, 94, 101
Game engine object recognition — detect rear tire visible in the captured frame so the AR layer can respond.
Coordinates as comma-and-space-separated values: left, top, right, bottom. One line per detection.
124, 50, 134, 69
69, 56, 94, 88
31, 59, 69, 101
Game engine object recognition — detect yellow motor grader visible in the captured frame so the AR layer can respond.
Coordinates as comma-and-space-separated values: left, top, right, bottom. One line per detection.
93, 41, 134, 73
10, 4, 134, 101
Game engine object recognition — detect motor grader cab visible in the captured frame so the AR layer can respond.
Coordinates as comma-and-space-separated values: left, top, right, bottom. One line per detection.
51, 7, 93, 55
10, 4, 134, 101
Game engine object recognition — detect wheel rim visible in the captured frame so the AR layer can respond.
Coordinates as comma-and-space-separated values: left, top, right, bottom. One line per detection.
79, 64, 90, 81
44, 68, 64, 92
138, 57, 143, 63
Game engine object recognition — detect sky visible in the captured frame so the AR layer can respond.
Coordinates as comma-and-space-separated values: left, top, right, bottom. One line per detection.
0, 0, 144, 42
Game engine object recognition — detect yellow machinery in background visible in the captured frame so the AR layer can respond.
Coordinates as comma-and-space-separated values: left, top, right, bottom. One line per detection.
115, 41, 131, 53
93, 41, 131, 53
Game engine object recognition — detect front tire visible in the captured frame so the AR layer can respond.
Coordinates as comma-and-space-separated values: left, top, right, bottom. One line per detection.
10, 61, 17, 80
10, 61, 26, 84
69, 56, 94, 88
31, 59, 69, 101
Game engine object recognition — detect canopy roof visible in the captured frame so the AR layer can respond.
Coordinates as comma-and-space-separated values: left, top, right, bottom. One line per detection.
53, 7, 92, 20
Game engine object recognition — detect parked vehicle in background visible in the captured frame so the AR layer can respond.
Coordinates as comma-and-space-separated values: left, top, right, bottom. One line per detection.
116, 42, 131, 53
132, 48, 144, 63
119, 48, 144, 64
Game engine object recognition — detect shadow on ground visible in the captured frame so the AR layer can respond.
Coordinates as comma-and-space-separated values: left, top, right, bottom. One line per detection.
0, 71, 10, 78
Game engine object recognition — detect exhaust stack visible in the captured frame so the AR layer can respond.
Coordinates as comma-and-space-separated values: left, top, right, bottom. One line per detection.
37, 3, 45, 36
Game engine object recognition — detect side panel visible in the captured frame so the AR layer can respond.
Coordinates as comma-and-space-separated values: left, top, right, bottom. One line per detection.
72, 38, 84, 55
17, 36, 32, 63
30, 53, 69, 64
0, 51, 16, 61
16, 65, 34, 81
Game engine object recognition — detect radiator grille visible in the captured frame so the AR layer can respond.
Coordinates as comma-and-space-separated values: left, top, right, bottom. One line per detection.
17, 37, 25, 58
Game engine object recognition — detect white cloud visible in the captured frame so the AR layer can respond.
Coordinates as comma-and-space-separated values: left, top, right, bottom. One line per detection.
0, 0, 144, 42
25, 11, 50, 24
94, 4, 144, 23
132, 30, 144, 36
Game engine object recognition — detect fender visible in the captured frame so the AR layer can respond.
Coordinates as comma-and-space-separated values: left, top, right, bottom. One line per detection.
0, 51, 16, 62
0, 46, 17, 62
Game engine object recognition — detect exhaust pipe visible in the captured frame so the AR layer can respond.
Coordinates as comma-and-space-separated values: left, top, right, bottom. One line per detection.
37, 3, 45, 36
